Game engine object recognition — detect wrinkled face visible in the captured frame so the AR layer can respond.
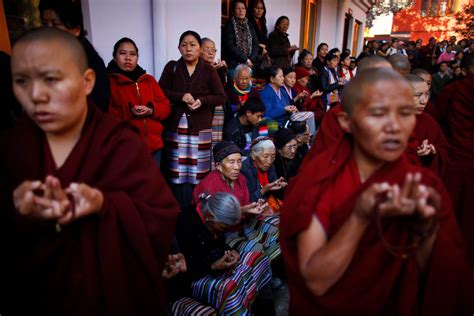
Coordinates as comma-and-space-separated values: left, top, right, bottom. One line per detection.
42, 9, 80, 36
277, 18, 289, 33
253, 2, 265, 18
245, 111, 264, 126
297, 76, 309, 87
284, 71, 296, 88
279, 138, 298, 160
179, 35, 201, 63
253, 147, 276, 171
115, 42, 138, 72
11, 40, 93, 138
235, 68, 252, 90
411, 81, 430, 115
347, 80, 415, 164
217, 153, 242, 181
234, 2, 246, 19
201, 40, 217, 64
318, 45, 328, 58
327, 57, 339, 69
271, 69, 284, 87
296, 125, 310, 145
342, 55, 351, 67
302, 54, 313, 68
418, 73, 432, 90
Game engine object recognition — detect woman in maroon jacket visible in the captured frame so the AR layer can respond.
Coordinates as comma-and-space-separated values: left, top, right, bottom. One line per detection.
159, 31, 227, 207
107, 37, 171, 165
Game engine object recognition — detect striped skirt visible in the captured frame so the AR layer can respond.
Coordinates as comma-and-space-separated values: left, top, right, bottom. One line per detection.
171, 297, 216, 316
225, 215, 281, 261
164, 114, 212, 185
210, 105, 225, 171
191, 251, 271, 315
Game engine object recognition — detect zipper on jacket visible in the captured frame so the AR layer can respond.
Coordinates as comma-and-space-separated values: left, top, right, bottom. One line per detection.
135, 82, 148, 141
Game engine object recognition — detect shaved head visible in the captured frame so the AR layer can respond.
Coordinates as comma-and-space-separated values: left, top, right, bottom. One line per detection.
13, 27, 88, 73
387, 54, 411, 75
356, 55, 391, 72
404, 74, 425, 86
411, 68, 430, 77
342, 68, 409, 116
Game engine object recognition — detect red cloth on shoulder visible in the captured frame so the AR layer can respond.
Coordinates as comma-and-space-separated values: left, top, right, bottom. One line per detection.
0, 105, 179, 315
414, 112, 448, 177
294, 82, 325, 124
280, 124, 472, 315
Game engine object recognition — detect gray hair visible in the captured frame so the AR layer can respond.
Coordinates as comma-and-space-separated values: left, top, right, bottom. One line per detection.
200, 192, 241, 226
249, 139, 275, 160
201, 37, 214, 45
234, 64, 252, 79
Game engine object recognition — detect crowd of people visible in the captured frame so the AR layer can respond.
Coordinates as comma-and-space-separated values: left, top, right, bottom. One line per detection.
0, 0, 473, 315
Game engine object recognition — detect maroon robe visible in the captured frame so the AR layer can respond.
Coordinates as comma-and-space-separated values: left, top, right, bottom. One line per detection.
280, 124, 472, 315
414, 112, 448, 177
440, 73, 474, 261
0, 105, 179, 315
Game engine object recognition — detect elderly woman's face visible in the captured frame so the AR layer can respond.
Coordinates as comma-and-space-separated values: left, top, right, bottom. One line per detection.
217, 153, 242, 181
271, 69, 284, 87
234, 2, 247, 20
296, 125, 310, 145
253, 147, 276, 171
179, 35, 201, 63
279, 138, 298, 160
235, 68, 252, 90
201, 40, 217, 64
277, 18, 290, 33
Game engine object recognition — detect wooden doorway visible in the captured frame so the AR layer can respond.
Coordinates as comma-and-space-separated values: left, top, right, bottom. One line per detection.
300, 0, 318, 53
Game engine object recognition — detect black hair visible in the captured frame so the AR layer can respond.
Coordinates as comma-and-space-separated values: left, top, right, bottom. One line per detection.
282, 67, 295, 76
231, 0, 248, 16
317, 42, 328, 53
179, 30, 202, 47
39, 0, 84, 37
340, 52, 351, 64
325, 52, 339, 62
298, 49, 313, 64
248, 0, 266, 24
438, 61, 449, 67
288, 121, 307, 135
328, 48, 340, 56
275, 16, 289, 28
239, 97, 266, 115
461, 53, 474, 70
264, 66, 282, 83
113, 37, 139, 58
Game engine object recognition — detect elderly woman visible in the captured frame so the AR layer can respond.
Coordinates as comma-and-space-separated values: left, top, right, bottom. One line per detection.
226, 64, 260, 118
193, 141, 281, 261
222, 0, 259, 77
201, 37, 227, 86
159, 31, 226, 207
288, 121, 311, 161
267, 16, 299, 70
272, 128, 301, 183
175, 192, 272, 315
107, 37, 171, 165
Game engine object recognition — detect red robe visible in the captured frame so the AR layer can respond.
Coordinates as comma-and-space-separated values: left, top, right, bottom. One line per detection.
440, 73, 474, 261
0, 105, 179, 315
294, 82, 325, 125
414, 112, 448, 177
280, 126, 472, 315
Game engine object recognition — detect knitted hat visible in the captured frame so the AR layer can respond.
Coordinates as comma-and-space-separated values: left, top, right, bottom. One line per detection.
294, 67, 311, 80
213, 141, 241, 163
272, 128, 296, 149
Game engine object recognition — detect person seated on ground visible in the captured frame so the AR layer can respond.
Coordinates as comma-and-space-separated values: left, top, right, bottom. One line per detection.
222, 0, 259, 77
321, 51, 345, 111
107, 37, 171, 166
226, 63, 260, 119
267, 16, 298, 70
193, 141, 280, 262
201, 37, 228, 87
280, 68, 472, 315
405, 74, 448, 177
260, 66, 296, 126
241, 137, 287, 213
295, 49, 320, 92
388, 53, 411, 75
39, 0, 110, 112
431, 61, 453, 101
288, 121, 311, 161
223, 97, 265, 157
293, 67, 324, 127
273, 128, 301, 184
175, 192, 273, 315
1, 27, 179, 315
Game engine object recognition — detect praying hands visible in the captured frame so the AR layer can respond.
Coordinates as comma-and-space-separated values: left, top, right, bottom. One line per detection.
417, 139, 436, 156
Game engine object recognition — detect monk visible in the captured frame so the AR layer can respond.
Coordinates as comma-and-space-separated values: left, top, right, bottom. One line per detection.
388, 53, 411, 75
280, 69, 472, 315
405, 74, 448, 177
441, 53, 474, 262
0, 28, 179, 315
411, 68, 436, 118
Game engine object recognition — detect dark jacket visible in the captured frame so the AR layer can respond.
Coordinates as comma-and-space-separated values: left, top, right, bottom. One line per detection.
241, 157, 277, 202
222, 19, 259, 69
225, 86, 260, 122
273, 152, 302, 183
267, 30, 291, 69
248, 17, 268, 46
320, 66, 341, 107
175, 205, 232, 281
80, 37, 110, 112
159, 58, 226, 132
223, 117, 259, 156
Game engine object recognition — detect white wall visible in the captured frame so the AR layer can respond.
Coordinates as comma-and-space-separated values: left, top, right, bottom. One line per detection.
83, 0, 155, 75
265, 0, 302, 49
315, 0, 339, 49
